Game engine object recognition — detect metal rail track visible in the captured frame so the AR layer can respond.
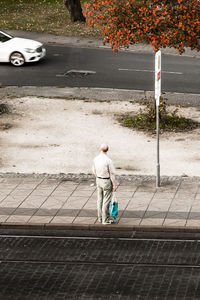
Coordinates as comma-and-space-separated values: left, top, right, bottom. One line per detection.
0, 259, 200, 269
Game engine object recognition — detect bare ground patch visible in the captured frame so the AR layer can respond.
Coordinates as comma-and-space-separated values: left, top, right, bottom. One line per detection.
0, 97, 199, 177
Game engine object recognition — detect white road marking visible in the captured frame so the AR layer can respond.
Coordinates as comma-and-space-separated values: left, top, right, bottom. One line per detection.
118, 68, 183, 75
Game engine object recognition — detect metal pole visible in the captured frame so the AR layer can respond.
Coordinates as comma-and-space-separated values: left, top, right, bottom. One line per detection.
156, 102, 160, 187
155, 50, 161, 188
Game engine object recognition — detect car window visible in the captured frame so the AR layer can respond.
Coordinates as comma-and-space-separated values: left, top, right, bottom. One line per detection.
0, 32, 12, 43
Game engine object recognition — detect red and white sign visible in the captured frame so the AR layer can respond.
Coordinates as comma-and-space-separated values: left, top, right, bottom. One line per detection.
155, 50, 161, 106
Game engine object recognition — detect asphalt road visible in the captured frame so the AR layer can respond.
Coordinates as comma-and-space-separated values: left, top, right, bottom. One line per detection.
1, 234, 200, 299
0, 45, 200, 94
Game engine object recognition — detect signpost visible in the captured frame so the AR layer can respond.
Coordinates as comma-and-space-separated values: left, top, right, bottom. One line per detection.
155, 50, 161, 187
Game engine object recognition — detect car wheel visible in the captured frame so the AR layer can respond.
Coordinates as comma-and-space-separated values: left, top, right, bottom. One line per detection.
10, 52, 25, 67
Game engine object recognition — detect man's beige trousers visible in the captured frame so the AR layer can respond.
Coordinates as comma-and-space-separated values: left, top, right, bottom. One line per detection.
96, 178, 112, 223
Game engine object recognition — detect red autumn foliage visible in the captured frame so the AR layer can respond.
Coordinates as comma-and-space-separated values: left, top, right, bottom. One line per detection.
84, 0, 200, 54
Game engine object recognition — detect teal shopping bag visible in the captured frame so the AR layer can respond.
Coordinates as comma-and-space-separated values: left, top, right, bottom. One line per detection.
110, 192, 118, 219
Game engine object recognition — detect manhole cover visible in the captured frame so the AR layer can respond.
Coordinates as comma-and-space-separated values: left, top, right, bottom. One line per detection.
56, 69, 96, 78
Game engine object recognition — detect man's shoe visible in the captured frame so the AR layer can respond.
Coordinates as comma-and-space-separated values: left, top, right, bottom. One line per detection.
98, 218, 102, 223
102, 220, 114, 225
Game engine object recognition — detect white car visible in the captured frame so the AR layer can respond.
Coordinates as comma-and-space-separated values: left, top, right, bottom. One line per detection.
0, 30, 46, 66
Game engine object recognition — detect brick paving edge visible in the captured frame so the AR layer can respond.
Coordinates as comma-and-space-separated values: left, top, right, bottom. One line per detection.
0, 172, 200, 183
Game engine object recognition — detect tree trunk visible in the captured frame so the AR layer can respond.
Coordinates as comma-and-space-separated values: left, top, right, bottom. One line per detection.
64, 0, 86, 22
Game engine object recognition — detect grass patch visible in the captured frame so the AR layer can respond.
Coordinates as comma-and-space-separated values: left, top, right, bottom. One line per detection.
0, 103, 9, 114
92, 110, 102, 115
0, 0, 102, 39
119, 97, 199, 134
0, 123, 12, 130
122, 114, 199, 133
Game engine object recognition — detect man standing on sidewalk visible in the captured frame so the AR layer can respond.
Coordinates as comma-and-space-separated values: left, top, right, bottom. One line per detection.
93, 144, 116, 225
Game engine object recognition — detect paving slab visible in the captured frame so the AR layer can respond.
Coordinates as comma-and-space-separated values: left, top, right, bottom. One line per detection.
0, 174, 199, 233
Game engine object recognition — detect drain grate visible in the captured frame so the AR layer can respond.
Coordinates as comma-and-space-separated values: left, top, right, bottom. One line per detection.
56, 69, 96, 78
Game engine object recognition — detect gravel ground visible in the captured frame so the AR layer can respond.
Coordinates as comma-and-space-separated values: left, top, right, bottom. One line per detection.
0, 96, 199, 177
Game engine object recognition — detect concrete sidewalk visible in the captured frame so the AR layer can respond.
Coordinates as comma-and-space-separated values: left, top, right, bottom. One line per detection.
0, 174, 200, 232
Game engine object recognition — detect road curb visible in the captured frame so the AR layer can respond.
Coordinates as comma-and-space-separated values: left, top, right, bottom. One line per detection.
1, 223, 200, 234
1, 86, 200, 107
